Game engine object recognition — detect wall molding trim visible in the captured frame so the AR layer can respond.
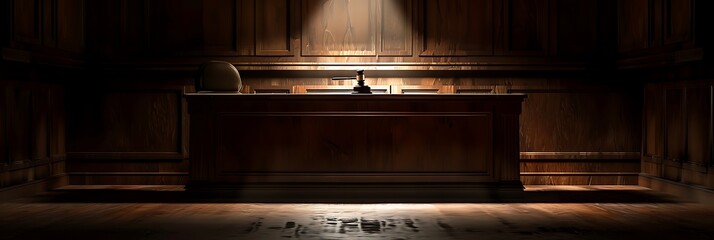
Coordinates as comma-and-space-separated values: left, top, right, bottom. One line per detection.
639, 174, 714, 204
0, 174, 67, 201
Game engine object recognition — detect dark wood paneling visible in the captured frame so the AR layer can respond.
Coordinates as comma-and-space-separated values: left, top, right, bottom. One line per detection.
12, 0, 42, 45
420, 0, 493, 56
203, 0, 236, 52
617, 0, 649, 53
41, 0, 56, 47
519, 92, 641, 152
0, 70, 66, 190
148, 0, 202, 53
664, 0, 692, 45
503, 0, 548, 55
521, 175, 638, 185
30, 86, 49, 161
86, 0, 120, 57
256, 0, 293, 56
56, 0, 84, 53
0, 86, 5, 166
302, 0, 377, 56
379, 0, 412, 56
556, 0, 597, 57
67, 91, 182, 154
236, 0, 255, 56
643, 80, 714, 189
187, 94, 524, 191
6, 84, 32, 164
120, 0, 148, 55
219, 115, 491, 173
685, 87, 711, 168
644, 84, 664, 158
664, 88, 684, 181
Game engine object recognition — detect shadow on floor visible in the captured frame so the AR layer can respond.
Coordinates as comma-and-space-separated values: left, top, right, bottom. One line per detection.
19, 187, 682, 204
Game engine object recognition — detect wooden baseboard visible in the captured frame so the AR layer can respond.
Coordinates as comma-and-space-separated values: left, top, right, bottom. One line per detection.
0, 174, 68, 201
68, 173, 188, 185
639, 174, 714, 204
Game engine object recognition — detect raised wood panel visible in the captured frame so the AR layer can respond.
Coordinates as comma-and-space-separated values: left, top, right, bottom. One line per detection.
56, 0, 84, 53
6, 84, 32, 163
256, 0, 293, 56
30, 87, 49, 160
49, 87, 65, 157
556, 0, 597, 57
504, 0, 548, 55
41, 0, 55, 47
203, 0, 236, 52
644, 84, 664, 158
379, 0, 412, 56
1, 1, 10, 46
420, 0, 493, 56
665, 88, 685, 161
120, 0, 148, 54
617, 0, 649, 53
85, 0, 120, 57
67, 91, 182, 154
664, 88, 684, 181
0, 75, 66, 190
685, 87, 711, 168
302, 0, 377, 56
12, 0, 42, 45
519, 92, 641, 152
663, 0, 692, 45
236, 0, 255, 55
218, 114, 491, 173
148, 0, 202, 53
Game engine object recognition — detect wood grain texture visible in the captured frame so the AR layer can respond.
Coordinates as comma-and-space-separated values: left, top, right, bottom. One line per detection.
256, 0, 293, 56
665, 88, 685, 166
663, 0, 692, 45
67, 91, 181, 153
617, 0, 649, 53
685, 87, 711, 167
556, 0, 597, 57
302, 0, 377, 56
218, 114, 491, 173
0, 68, 66, 190
6, 83, 32, 164
504, 0, 547, 55
236, 0, 256, 55
379, 0, 412, 56
643, 80, 714, 189
186, 94, 524, 190
12, 0, 42, 45
644, 84, 664, 158
518, 92, 641, 152
148, 0, 202, 53
420, 0, 493, 56
56, 0, 84, 53
203, 0, 236, 52
41, 0, 55, 47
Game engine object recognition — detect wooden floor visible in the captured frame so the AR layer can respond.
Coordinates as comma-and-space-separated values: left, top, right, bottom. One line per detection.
2, 186, 714, 240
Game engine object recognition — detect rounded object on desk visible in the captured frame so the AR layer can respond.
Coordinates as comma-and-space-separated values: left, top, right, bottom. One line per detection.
196, 61, 243, 92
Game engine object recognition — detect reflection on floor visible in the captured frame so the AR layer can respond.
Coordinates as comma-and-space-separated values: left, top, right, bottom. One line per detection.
1, 185, 713, 240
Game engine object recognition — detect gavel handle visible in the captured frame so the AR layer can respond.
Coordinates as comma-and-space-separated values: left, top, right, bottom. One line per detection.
331, 77, 356, 80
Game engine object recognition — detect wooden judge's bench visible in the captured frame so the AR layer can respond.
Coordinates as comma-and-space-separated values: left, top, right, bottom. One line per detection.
185, 94, 526, 200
